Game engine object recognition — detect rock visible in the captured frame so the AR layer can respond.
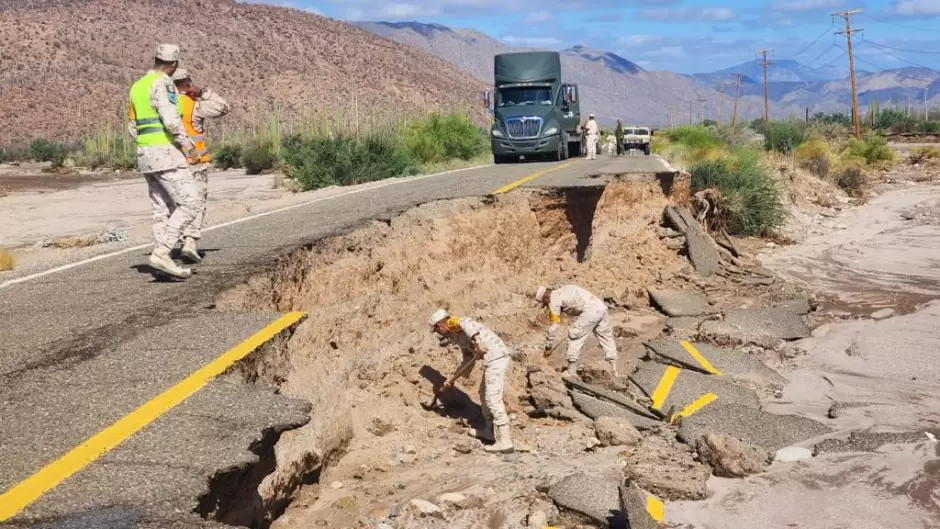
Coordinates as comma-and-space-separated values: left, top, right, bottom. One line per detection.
547, 471, 627, 528
663, 205, 722, 277
695, 433, 771, 478
529, 370, 576, 415
619, 481, 662, 529
403, 445, 417, 454
774, 446, 813, 462
700, 308, 811, 347
647, 287, 711, 317
454, 442, 473, 454
811, 324, 831, 338
436, 492, 467, 506
569, 391, 661, 430
456, 494, 484, 509
594, 417, 642, 447
330, 481, 344, 489
623, 434, 710, 501
871, 308, 895, 320
773, 298, 814, 315
527, 510, 548, 529
407, 499, 443, 517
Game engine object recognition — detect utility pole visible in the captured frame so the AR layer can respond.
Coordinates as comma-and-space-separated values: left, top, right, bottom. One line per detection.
926, 88, 930, 122
757, 49, 774, 123
834, 9, 863, 139
698, 96, 707, 124
716, 82, 726, 131
731, 73, 742, 132
689, 100, 694, 125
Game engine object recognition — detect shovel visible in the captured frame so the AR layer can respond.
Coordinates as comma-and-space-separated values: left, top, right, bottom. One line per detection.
422, 355, 478, 411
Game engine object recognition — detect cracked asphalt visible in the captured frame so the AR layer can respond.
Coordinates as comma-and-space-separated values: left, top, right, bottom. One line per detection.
0, 155, 673, 527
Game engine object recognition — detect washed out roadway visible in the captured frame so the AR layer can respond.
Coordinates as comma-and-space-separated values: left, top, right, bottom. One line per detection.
0, 154, 674, 527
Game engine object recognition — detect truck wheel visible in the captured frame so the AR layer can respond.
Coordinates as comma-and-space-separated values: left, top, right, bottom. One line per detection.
494, 155, 508, 164
552, 140, 564, 162
562, 139, 569, 160
643, 144, 651, 155
569, 141, 581, 157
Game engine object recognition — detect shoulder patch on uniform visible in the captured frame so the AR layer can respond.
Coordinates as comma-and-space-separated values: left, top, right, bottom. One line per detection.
445, 317, 462, 333
167, 85, 178, 104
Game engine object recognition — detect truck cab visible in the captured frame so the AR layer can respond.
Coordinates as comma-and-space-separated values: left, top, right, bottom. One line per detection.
484, 51, 583, 164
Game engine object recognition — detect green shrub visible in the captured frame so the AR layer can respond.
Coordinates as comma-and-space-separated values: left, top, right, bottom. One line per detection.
665, 125, 723, 150
795, 137, 832, 178
214, 144, 243, 170
242, 141, 277, 175
29, 139, 71, 167
405, 112, 487, 164
0, 144, 29, 163
761, 121, 805, 154
841, 134, 896, 167
689, 148, 786, 236
281, 133, 417, 191
908, 146, 940, 165
806, 121, 850, 142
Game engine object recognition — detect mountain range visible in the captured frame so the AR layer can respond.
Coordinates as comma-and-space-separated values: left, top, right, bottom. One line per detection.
358, 21, 940, 126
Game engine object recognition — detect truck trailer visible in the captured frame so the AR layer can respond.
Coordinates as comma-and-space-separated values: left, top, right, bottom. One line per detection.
484, 51, 583, 164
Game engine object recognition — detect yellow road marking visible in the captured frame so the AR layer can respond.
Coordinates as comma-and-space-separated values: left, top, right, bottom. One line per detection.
0, 311, 308, 522
670, 393, 717, 424
646, 495, 665, 522
491, 160, 578, 194
680, 340, 723, 376
650, 366, 681, 411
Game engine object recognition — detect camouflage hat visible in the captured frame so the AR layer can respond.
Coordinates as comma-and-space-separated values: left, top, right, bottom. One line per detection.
171, 68, 190, 81
155, 44, 180, 62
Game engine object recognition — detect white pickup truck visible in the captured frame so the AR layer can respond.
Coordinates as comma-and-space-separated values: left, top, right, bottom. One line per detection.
621, 125, 652, 155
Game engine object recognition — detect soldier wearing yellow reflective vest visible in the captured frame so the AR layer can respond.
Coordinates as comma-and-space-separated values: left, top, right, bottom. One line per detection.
127, 44, 199, 279
171, 68, 231, 263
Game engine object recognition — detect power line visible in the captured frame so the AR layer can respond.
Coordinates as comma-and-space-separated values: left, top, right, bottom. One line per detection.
794, 43, 840, 70
804, 50, 848, 72
861, 40, 940, 55
789, 22, 837, 59
871, 20, 939, 34
861, 40, 937, 69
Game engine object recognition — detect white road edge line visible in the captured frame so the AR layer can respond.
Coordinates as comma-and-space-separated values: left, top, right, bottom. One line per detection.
0, 164, 494, 289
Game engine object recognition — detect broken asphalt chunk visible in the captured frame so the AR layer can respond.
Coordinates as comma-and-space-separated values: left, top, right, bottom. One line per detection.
629, 362, 762, 417
646, 287, 713, 317
677, 402, 832, 452
643, 340, 786, 387
548, 471, 627, 529
700, 307, 810, 347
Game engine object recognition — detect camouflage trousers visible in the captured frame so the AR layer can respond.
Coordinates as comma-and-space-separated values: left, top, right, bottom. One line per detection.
182, 167, 209, 240
145, 167, 199, 251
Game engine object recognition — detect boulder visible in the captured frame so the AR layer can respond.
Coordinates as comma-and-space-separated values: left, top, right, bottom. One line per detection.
594, 416, 643, 447
695, 433, 771, 478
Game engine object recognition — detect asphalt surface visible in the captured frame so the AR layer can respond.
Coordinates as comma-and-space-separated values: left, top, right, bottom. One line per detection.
0, 154, 673, 527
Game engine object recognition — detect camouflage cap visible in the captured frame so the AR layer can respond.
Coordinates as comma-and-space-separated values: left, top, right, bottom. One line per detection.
155, 44, 180, 62
171, 68, 190, 81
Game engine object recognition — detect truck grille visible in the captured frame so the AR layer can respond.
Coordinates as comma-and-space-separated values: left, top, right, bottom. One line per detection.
504, 116, 542, 139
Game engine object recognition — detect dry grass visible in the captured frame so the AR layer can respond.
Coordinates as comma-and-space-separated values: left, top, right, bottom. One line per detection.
0, 247, 15, 271
50, 236, 98, 249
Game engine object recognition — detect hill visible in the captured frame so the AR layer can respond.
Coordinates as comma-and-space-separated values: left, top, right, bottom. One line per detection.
0, 0, 486, 147
357, 21, 940, 125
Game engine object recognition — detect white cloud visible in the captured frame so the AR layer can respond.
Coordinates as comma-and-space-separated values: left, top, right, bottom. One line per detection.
523, 11, 554, 23
643, 46, 685, 57
377, 3, 442, 18
640, 7, 737, 21
616, 35, 661, 46
892, 0, 940, 15
501, 35, 563, 47
769, 0, 844, 11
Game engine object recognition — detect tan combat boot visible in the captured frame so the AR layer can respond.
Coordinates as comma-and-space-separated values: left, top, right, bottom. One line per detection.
467, 421, 495, 443
560, 361, 579, 379
483, 424, 514, 453
181, 237, 202, 264
149, 245, 192, 279
608, 359, 620, 377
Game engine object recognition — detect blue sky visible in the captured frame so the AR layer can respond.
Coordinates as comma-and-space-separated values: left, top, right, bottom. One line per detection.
245, 0, 940, 73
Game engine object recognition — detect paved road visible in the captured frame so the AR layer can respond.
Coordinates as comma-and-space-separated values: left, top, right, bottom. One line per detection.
0, 154, 673, 527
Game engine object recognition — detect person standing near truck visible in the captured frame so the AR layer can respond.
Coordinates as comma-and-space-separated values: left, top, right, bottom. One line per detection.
614, 119, 625, 156
171, 68, 231, 264
584, 113, 599, 160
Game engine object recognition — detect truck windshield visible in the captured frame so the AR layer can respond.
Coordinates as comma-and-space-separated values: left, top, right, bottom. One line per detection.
496, 87, 553, 107
623, 129, 635, 134
636, 128, 649, 135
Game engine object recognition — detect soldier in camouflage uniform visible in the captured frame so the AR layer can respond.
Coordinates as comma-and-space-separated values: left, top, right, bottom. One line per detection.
171, 68, 231, 263
127, 44, 199, 279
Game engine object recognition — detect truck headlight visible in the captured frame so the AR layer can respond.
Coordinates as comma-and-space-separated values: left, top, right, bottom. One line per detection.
543, 127, 558, 136
492, 129, 504, 137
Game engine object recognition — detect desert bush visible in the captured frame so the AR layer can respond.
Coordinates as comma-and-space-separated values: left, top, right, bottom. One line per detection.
795, 137, 832, 178
806, 121, 850, 142
242, 141, 277, 175
908, 146, 940, 165
841, 134, 896, 167
0, 247, 15, 271
689, 148, 786, 236
761, 121, 805, 154
281, 133, 417, 191
214, 143, 243, 169
29, 139, 71, 167
665, 125, 723, 150
405, 112, 486, 164
832, 160, 868, 197
0, 144, 30, 163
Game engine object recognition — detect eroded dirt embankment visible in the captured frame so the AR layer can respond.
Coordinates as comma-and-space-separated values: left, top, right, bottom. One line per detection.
211, 175, 694, 526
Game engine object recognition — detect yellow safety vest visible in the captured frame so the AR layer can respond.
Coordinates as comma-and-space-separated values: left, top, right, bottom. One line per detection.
127, 71, 183, 147
180, 94, 210, 164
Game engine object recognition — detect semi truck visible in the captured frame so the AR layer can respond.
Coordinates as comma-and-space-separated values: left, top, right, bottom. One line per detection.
484, 51, 583, 164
